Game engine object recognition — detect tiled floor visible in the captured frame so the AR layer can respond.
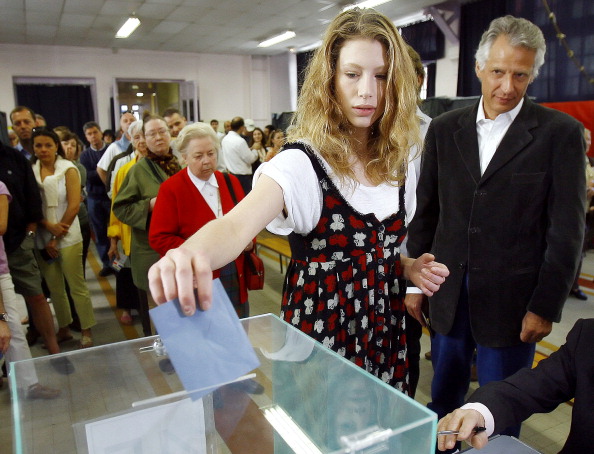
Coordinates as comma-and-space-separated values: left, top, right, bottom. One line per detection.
2, 241, 593, 453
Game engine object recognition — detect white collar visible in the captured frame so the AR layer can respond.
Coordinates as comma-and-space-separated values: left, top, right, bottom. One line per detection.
476, 96, 524, 124
187, 167, 218, 190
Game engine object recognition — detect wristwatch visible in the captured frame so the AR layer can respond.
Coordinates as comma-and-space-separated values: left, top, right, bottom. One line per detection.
0, 313, 8, 322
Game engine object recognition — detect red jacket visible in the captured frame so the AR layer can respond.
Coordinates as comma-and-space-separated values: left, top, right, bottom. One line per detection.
149, 169, 249, 302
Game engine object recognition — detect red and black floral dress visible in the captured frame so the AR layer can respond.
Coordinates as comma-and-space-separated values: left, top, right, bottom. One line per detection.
281, 143, 409, 393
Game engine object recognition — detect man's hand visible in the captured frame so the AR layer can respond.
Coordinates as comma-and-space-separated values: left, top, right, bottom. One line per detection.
437, 409, 488, 452
520, 311, 552, 343
404, 293, 428, 326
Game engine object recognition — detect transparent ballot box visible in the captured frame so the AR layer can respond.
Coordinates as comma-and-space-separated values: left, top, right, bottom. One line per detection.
11, 314, 436, 453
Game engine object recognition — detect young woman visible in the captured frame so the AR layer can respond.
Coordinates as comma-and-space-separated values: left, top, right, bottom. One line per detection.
264, 129, 285, 162
148, 8, 449, 393
31, 129, 96, 348
249, 127, 267, 172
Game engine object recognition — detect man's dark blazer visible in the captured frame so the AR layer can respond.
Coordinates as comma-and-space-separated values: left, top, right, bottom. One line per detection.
407, 97, 586, 347
467, 318, 594, 453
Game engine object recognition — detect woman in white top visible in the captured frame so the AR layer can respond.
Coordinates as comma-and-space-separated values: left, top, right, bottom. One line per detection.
32, 129, 96, 348
148, 8, 449, 393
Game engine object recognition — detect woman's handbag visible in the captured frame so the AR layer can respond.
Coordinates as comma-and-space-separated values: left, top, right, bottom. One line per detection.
244, 250, 265, 290
222, 173, 265, 290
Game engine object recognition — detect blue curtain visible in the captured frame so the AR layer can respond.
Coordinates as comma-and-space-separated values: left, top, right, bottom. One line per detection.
15, 83, 94, 136
401, 20, 445, 62
457, 0, 594, 102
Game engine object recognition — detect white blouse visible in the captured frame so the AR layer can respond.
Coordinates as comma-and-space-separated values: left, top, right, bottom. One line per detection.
33, 157, 82, 249
253, 142, 417, 241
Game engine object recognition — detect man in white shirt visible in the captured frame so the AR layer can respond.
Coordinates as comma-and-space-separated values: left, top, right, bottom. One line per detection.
220, 117, 258, 195
97, 112, 135, 184
406, 16, 585, 452
210, 119, 225, 140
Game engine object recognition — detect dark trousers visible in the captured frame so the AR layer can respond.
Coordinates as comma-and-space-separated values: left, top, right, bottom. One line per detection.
116, 267, 140, 311
429, 277, 535, 450
87, 196, 112, 268
231, 173, 253, 196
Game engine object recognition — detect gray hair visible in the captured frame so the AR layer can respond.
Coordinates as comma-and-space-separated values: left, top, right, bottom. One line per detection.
175, 122, 220, 154
475, 15, 546, 78
128, 120, 143, 140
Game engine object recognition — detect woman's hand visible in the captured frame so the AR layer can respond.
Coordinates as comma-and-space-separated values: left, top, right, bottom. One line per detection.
48, 222, 70, 238
108, 238, 120, 262
405, 253, 449, 297
45, 239, 60, 259
148, 247, 213, 315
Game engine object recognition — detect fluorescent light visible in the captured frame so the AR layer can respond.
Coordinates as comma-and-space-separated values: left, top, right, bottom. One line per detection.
393, 12, 431, 28
343, 0, 393, 11
297, 40, 322, 52
258, 31, 296, 48
262, 405, 323, 454
136, 92, 144, 97
116, 17, 141, 38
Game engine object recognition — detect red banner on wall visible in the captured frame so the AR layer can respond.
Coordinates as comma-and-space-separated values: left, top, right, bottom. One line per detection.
541, 100, 594, 156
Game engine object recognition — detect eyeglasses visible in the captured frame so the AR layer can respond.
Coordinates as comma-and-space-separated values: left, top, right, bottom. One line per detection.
145, 128, 170, 139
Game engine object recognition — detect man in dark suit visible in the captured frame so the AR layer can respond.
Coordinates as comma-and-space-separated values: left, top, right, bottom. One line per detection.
437, 318, 593, 454
406, 15, 585, 447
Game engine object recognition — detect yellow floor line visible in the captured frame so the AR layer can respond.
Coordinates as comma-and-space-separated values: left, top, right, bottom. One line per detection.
87, 249, 140, 340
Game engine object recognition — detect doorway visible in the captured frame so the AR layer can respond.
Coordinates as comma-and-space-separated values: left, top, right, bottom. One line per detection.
113, 79, 198, 126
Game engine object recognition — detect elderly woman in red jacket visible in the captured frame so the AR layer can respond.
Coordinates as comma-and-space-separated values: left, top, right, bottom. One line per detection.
149, 122, 253, 317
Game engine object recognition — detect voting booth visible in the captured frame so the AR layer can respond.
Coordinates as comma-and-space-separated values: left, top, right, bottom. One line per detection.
11, 314, 436, 453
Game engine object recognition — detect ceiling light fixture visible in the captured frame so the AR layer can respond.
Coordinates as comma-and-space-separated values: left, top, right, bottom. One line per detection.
392, 11, 431, 28
258, 31, 296, 48
343, 0, 393, 11
136, 92, 144, 97
296, 40, 322, 53
116, 17, 141, 39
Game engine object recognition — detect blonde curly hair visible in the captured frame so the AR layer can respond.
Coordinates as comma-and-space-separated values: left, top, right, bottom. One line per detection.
288, 8, 420, 187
